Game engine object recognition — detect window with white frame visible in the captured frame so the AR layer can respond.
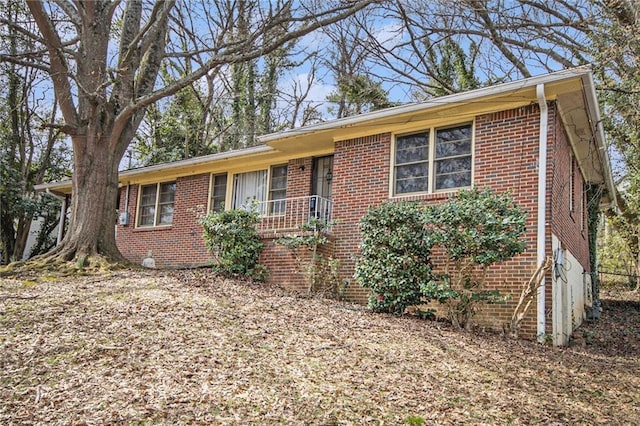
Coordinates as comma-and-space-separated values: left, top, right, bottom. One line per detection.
268, 165, 288, 215
210, 173, 228, 213
393, 123, 472, 195
232, 170, 267, 212
434, 124, 473, 190
138, 181, 176, 226
394, 131, 430, 194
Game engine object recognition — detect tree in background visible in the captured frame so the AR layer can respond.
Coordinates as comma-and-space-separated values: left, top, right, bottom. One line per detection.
131, 0, 305, 166
320, 11, 396, 118
0, 0, 373, 264
0, 0, 71, 264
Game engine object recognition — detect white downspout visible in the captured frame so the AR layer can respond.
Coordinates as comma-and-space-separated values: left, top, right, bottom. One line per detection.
536, 84, 548, 343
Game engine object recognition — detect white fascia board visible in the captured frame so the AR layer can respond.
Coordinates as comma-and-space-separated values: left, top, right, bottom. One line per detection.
581, 72, 618, 210
118, 144, 274, 178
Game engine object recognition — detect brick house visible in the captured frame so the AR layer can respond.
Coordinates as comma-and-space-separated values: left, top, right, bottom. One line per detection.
40, 68, 616, 345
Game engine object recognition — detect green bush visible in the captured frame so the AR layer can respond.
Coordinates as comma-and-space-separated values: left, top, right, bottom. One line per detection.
425, 188, 527, 328
200, 209, 266, 281
355, 189, 527, 327
355, 202, 435, 314
275, 218, 340, 295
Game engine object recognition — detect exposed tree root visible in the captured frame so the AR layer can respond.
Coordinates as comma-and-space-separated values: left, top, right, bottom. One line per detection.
0, 252, 131, 280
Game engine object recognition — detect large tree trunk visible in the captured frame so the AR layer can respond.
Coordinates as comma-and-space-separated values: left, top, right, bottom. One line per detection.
47, 132, 125, 264
634, 239, 640, 292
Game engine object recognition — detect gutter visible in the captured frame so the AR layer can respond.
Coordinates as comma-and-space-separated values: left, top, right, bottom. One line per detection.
536, 84, 548, 343
118, 144, 274, 178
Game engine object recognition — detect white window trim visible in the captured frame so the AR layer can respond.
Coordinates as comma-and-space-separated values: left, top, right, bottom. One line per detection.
208, 172, 229, 214
136, 181, 176, 228
268, 164, 288, 216
390, 121, 475, 197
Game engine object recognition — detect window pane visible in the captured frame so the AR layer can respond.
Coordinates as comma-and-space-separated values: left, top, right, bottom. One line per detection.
213, 185, 226, 197
140, 185, 156, 207
138, 185, 157, 226
396, 132, 429, 151
437, 125, 471, 144
233, 170, 267, 211
159, 182, 176, 203
394, 132, 429, 195
396, 176, 429, 194
211, 173, 227, 212
396, 163, 428, 180
158, 204, 174, 224
395, 133, 428, 164
434, 124, 472, 191
211, 199, 223, 212
435, 157, 472, 174
268, 166, 288, 215
270, 165, 287, 190
435, 171, 472, 190
139, 206, 155, 226
435, 139, 472, 158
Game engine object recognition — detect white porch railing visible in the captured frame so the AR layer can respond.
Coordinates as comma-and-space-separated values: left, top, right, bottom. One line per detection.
257, 195, 333, 233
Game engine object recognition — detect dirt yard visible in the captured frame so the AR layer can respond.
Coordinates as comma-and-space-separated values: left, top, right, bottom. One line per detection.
1, 269, 638, 425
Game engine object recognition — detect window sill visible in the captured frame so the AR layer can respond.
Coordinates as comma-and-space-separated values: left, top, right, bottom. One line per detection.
390, 188, 466, 202
132, 225, 173, 232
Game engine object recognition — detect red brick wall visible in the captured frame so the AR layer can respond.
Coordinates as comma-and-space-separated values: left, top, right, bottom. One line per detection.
260, 235, 335, 294
331, 133, 392, 302
328, 105, 554, 338
116, 173, 211, 268
472, 104, 546, 336
549, 107, 590, 270
259, 157, 319, 292
286, 157, 313, 197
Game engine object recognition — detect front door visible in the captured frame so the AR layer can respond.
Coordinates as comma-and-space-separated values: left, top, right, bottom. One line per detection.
312, 155, 333, 200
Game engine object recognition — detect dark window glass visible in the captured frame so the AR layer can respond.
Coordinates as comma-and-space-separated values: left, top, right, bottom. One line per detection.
394, 132, 429, 194
434, 125, 472, 190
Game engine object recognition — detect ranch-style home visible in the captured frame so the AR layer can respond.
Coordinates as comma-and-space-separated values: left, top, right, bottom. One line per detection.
40, 67, 616, 345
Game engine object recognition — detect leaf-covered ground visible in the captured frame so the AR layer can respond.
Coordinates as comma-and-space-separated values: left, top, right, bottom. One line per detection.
1, 270, 638, 425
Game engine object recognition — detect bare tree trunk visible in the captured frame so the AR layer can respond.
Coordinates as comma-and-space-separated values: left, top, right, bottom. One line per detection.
13, 218, 30, 261
47, 134, 124, 263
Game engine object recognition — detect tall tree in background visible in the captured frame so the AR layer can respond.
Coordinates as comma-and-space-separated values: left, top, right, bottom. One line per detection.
134, 0, 302, 164
589, 0, 640, 291
0, 0, 71, 264
321, 12, 395, 118
364, 0, 591, 99
0, 0, 373, 264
